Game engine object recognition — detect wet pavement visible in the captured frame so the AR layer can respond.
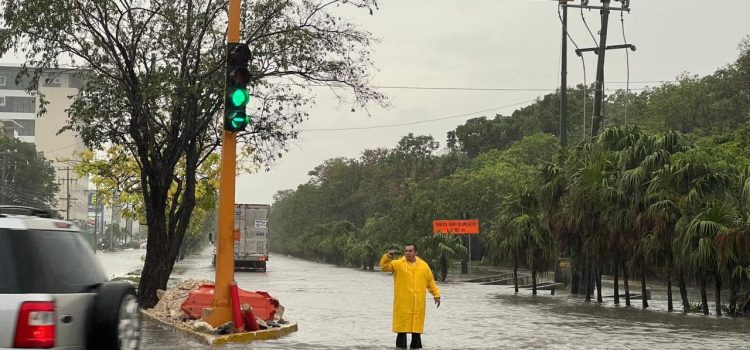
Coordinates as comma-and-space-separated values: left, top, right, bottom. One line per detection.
98, 248, 750, 349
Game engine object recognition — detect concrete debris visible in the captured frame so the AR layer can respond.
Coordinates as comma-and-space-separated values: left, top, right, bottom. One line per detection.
149, 279, 213, 331
146, 278, 287, 334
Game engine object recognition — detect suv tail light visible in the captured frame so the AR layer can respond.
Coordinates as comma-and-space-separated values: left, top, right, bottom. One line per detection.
259, 255, 266, 262
14, 301, 55, 348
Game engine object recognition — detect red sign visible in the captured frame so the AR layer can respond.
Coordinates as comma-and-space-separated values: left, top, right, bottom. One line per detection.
432, 220, 479, 235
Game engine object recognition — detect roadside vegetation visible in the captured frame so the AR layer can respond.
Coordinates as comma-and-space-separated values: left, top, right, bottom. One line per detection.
270, 36, 750, 316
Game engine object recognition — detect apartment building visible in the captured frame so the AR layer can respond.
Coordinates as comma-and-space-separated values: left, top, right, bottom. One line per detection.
0, 65, 90, 222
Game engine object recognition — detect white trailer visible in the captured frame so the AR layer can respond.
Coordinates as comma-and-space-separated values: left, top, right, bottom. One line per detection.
234, 203, 270, 271
212, 203, 270, 271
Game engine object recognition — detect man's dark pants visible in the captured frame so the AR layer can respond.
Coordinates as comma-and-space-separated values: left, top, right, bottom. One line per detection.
396, 333, 422, 349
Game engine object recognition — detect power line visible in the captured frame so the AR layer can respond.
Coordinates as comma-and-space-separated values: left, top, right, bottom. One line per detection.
300, 99, 538, 132
293, 79, 750, 94
581, 8, 599, 47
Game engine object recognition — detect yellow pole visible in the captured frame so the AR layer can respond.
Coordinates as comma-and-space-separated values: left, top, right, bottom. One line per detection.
204, 0, 241, 328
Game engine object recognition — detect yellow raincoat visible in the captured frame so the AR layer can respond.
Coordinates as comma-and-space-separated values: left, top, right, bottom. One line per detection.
380, 254, 440, 333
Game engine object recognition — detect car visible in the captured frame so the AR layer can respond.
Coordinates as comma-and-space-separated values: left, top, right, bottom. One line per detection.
0, 206, 141, 349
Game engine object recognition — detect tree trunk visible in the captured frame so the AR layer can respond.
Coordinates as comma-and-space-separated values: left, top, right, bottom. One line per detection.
715, 277, 722, 316
571, 269, 580, 295
613, 261, 620, 305
513, 259, 519, 294
667, 269, 673, 312
137, 209, 173, 308
640, 259, 649, 308
700, 278, 709, 315
439, 252, 448, 282
460, 236, 468, 274
585, 269, 592, 302
729, 282, 738, 316
596, 269, 603, 304
532, 269, 538, 296
623, 261, 631, 307
679, 275, 689, 313
136, 150, 198, 308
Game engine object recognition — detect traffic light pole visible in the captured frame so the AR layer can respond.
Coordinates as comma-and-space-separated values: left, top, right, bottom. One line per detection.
204, 0, 241, 328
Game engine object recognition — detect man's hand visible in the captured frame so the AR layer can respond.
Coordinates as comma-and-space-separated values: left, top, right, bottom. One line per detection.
434, 296, 441, 308
387, 249, 397, 258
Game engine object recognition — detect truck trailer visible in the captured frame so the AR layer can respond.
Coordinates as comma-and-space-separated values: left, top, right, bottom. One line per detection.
212, 203, 270, 271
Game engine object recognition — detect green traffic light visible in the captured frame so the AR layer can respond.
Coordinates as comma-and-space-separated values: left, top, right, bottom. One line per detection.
230, 88, 249, 107
229, 111, 250, 129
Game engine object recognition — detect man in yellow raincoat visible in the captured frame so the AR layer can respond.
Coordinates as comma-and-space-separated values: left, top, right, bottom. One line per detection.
380, 243, 441, 349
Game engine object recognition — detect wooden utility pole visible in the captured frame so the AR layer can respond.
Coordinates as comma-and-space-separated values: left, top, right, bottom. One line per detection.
204, 0, 241, 328
560, 0, 570, 147
58, 166, 77, 220
590, 0, 611, 138
0, 152, 8, 205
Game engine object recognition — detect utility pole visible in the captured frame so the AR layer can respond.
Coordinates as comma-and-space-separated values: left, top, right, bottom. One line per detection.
560, 0, 570, 147
58, 166, 77, 220
93, 192, 100, 252
1, 153, 6, 205
590, 0, 611, 138
568, 0, 634, 139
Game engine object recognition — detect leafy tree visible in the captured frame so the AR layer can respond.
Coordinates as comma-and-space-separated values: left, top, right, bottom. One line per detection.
0, 0, 383, 307
0, 136, 59, 210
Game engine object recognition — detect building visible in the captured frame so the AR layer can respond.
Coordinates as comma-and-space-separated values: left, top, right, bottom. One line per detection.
0, 64, 90, 222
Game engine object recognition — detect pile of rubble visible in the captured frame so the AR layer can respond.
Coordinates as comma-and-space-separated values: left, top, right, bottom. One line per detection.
149, 279, 215, 331
147, 279, 286, 334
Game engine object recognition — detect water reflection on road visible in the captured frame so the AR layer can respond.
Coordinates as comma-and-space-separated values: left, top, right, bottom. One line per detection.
98, 249, 750, 349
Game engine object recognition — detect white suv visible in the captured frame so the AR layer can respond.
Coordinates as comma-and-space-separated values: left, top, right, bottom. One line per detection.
0, 206, 141, 349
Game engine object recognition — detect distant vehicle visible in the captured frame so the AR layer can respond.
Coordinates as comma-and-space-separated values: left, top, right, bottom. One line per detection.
212, 204, 270, 271
0, 206, 141, 349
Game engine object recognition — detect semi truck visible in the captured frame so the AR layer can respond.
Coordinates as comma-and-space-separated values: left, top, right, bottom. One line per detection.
212, 203, 270, 271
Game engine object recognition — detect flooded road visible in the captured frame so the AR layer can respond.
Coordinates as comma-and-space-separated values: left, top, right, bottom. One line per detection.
99, 249, 750, 349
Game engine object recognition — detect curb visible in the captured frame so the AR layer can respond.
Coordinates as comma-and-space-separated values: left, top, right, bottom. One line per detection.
142, 309, 298, 346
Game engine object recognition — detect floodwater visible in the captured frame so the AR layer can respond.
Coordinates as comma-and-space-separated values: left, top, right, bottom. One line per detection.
98, 249, 750, 349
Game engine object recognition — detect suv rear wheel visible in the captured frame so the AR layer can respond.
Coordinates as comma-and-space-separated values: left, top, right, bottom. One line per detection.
88, 282, 141, 349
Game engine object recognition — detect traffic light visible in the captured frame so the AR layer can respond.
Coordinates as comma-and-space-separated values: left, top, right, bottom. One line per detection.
224, 43, 252, 131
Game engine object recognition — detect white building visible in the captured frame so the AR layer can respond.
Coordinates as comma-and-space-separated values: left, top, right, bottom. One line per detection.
0, 65, 89, 221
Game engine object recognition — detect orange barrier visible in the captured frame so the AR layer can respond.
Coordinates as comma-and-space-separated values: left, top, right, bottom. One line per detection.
182, 285, 280, 322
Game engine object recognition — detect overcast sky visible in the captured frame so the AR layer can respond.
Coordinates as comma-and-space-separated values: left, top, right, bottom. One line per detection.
237, 0, 750, 204
2, 1, 748, 206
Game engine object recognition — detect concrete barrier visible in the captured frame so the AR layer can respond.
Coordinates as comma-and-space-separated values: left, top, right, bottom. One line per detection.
142, 309, 298, 346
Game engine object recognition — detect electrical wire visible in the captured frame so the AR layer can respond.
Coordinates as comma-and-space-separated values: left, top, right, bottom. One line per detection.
292, 82, 685, 93
300, 99, 538, 132
581, 8, 599, 47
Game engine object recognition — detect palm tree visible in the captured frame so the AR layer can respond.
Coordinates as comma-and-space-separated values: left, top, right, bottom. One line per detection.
715, 168, 750, 315
419, 233, 467, 282
562, 141, 616, 302
539, 160, 574, 292
606, 127, 687, 309
489, 191, 535, 294
488, 212, 525, 294
666, 155, 735, 315
520, 213, 557, 296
